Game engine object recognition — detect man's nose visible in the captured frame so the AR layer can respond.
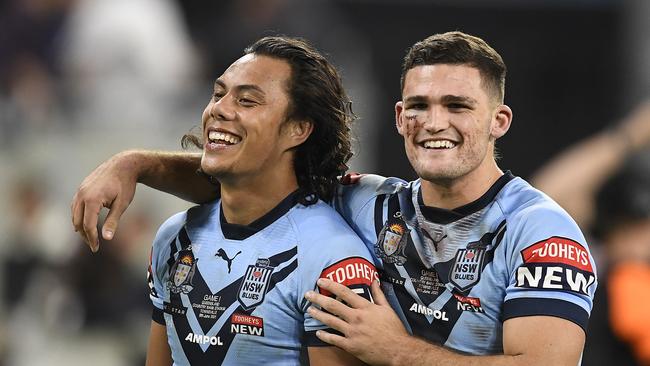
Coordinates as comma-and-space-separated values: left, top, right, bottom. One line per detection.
210, 95, 236, 121
422, 106, 450, 133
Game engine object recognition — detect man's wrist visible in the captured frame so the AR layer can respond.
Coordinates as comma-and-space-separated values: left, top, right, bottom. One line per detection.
114, 150, 151, 183
388, 334, 428, 366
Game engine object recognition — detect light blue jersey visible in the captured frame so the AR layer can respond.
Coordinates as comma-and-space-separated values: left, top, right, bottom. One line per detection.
148, 192, 377, 365
335, 171, 597, 355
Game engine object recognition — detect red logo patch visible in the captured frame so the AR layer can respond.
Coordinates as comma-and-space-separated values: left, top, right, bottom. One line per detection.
231, 314, 263, 327
521, 236, 593, 273
318, 257, 378, 297
231, 313, 264, 336
453, 294, 481, 307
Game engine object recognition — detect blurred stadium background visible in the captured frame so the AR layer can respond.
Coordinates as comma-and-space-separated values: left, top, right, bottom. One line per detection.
1, 0, 648, 365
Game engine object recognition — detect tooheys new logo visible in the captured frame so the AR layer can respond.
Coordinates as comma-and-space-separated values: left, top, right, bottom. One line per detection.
318, 257, 378, 301
516, 236, 595, 296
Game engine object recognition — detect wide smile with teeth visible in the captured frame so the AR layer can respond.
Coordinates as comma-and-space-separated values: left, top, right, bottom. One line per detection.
208, 131, 242, 145
422, 140, 456, 149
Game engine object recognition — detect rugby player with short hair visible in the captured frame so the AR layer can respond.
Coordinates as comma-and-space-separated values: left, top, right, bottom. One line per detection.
73, 32, 596, 366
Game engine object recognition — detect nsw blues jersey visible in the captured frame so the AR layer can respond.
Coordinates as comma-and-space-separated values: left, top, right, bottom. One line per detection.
335, 172, 597, 355
148, 192, 377, 365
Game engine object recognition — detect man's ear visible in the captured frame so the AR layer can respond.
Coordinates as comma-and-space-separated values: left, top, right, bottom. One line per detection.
491, 104, 513, 139
284, 119, 314, 149
395, 101, 407, 136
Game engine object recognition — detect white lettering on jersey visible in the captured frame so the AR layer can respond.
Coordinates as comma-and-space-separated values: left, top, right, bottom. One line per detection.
516, 266, 595, 295
408, 303, 449, 321
184, 333, 224, 346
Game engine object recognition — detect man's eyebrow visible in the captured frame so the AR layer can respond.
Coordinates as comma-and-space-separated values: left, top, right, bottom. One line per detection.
441, 94, 478, 105
403, 95, 429, 104
213, 79, 265, 96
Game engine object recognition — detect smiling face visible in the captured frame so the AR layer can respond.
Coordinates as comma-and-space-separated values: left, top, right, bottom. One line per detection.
201, 54, 298, 182
395, 63, 511, 185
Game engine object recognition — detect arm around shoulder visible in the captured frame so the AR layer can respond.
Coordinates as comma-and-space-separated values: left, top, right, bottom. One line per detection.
71, 149, 216, 251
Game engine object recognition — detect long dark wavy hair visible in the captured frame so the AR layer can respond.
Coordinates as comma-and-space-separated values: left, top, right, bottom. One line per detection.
183, 36, 355, 205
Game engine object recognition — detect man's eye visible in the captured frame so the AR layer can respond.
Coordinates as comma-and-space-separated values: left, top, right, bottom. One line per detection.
212, 93, 224, 100
448, 103, 469, 110
406, 103, 427, 110
239, 98, 257, 106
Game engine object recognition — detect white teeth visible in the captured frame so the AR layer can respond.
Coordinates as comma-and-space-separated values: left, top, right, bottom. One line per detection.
208, 131, 241, 144
423, 140, 455, 149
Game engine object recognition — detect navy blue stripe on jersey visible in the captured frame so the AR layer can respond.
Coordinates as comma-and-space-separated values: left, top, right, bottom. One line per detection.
166, 237, 180, 271
503, 297, 590, 332
419, 172, 514, 224
304, 328, 344, 347
168, 246, 299, 365
270, 258, 298, 285
152, 305, 165, 325
375, 193, 462, 345
178, 226, 191, 249
268, 246, 298, 267
173, 258, 299, 365
221, 190, 300, 240
473, 220, 507, 270
374, 194, 387, 235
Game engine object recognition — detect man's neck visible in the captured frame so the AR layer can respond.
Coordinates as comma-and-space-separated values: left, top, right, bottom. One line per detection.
420, 160, 503, 210
219, 165, 299, 226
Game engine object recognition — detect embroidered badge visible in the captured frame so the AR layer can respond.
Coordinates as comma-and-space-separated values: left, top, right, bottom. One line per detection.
237, 258, 274, 310
375, 212, 410, 265
449, 248, 486, 292
168, 247, 198, 294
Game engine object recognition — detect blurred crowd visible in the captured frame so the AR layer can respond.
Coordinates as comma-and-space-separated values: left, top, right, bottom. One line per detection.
1, 0, 650, 365
0, 0, 375, 364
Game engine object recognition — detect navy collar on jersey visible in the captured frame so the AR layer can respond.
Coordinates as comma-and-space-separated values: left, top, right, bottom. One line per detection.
418, 171, 515, 224
220, 190, 301, 240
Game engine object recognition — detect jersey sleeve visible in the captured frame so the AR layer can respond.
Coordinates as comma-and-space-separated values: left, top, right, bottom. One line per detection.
295, 210, 379, 347
334, 174, 408, 251
502, 204, 597, 332
147, 211, 187, 325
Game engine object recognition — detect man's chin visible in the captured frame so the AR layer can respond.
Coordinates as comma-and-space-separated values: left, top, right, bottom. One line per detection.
415, 167, 463, 184
200, 165, 230, 180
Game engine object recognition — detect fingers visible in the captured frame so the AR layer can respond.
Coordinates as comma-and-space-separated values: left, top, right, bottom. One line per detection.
314, 329, 348, 349
370, 279, 389, 306
82, 201, 101, 252
316, 278, 371, 309
305, 290, 354, 322
72, 198, 94, 248
103, 198, 128, 240
307, 306, 349, 334
72, 194, 84, 233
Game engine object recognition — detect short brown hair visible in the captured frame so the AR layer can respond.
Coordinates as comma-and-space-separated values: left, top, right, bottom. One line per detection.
401, 31, 506, 103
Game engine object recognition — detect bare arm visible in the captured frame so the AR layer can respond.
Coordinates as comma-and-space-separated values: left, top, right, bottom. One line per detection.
308, 347, 366, 366
385, 316, 583, 366
531, 101, 650, 228
306, 279, 584, 366
71, 150, 218, 251
146, 321, 173, 366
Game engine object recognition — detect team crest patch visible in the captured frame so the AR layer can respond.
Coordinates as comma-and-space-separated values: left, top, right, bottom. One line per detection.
168, 247, 198, 294
449, 248, 486, 292
238, 258, 274, 310
375, 213, 409, 265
